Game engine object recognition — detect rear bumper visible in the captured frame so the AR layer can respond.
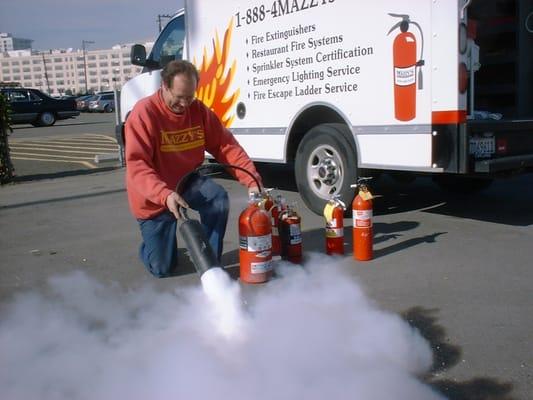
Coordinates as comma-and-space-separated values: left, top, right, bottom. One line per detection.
475, 154, 533, 173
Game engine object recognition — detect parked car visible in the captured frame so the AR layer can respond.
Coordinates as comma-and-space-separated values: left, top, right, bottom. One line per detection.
76, 94, 97, 112
1, 87, 80, 127
88, 92, 115, 113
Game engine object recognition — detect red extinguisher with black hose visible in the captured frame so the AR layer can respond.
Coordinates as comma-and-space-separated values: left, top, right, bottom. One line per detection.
352, 178, 374, 261
323, 195, 346, 256
388, 13, 425, 122
239, 191, 273, 284
176, 162, 272, 283
279, 202, 302, 264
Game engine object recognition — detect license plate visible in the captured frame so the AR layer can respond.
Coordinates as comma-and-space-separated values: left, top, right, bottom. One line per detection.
469, 136, 495, 158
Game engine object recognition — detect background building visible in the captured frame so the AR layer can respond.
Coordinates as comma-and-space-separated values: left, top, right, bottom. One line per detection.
0, 42, 153, 96
0, 33, 33, 52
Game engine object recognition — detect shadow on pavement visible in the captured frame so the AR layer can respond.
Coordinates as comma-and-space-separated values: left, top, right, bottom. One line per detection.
9, 166, 119, 185
0, 186, 124, 210
251, 163, 533, 227
402, 307, 516, 400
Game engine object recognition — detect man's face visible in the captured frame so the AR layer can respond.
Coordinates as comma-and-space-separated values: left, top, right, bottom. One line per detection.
162, 73, 197, 114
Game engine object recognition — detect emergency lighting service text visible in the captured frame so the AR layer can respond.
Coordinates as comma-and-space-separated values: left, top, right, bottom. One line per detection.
235, 0, 336, 27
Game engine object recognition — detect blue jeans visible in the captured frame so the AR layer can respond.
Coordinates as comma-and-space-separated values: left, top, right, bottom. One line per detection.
137, 174, 229, 278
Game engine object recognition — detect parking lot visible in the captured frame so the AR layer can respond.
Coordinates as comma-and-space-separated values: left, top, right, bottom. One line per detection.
1, 114, 532, 399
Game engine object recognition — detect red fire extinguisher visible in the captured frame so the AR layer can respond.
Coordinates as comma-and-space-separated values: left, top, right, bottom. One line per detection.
279, 202, 302, 264
323, 195, 346, 255
259, 189, 281, 256
352, 178, 374, 261
239, 192, 273, 283
388, 13, 425, 121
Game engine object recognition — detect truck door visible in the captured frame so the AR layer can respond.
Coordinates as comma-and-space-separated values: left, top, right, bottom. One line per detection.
119, 12, 185, 124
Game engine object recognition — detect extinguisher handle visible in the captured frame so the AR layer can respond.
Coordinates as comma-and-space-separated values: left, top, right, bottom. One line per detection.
177, 205, 190, 221
175, 163, 264, 195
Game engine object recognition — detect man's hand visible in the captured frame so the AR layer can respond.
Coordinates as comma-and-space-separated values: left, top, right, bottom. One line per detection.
248, 185, 260, 196
166, 192, 189, 219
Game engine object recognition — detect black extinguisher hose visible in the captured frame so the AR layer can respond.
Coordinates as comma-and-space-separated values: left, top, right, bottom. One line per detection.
174, 163, 263, 277
175, 162, 263, 195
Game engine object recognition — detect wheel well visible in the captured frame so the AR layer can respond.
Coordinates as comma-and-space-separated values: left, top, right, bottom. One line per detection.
286, 105, 353, 162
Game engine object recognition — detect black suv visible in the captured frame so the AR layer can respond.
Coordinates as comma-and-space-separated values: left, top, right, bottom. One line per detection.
1, 87, 80, 127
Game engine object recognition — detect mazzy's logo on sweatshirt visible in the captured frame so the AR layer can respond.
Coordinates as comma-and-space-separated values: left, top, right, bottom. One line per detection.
160, 126, 205, 152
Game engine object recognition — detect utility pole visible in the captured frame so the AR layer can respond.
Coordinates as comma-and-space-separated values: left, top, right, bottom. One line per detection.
82, 40, 94, 94
41, 52, 51, 94
157, 14, 172, 32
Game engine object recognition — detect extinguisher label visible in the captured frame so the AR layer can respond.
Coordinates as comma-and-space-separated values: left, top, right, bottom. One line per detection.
353, 210, 373, 228
272, 226, 279, 236
290, 224, 302, 244
394, 66, 416, 86
239, 234, 272, 251
326, 227, 344, 238
251, 259, 273, 274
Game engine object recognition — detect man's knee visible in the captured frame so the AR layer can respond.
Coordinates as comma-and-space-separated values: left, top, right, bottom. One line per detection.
139, 243, 177, 278
146, 258, 176, 278
213, 189, 229, 213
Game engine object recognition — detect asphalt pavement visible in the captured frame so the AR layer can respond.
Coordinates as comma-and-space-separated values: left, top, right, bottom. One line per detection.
0, 116, 532, 399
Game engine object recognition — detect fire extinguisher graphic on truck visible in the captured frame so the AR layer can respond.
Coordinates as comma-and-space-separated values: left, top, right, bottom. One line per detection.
388, 12, 425, 122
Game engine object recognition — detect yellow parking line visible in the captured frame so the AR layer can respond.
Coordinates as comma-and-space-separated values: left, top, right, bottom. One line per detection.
10, 151, 95, 160
11, 156, 96, 169
9, 145, 116, 155
40, 139, 117, 145
10, 143, 118, 151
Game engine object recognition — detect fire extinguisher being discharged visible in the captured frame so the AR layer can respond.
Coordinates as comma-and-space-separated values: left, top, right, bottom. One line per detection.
175, 163, 271, 283
279, 202, 302, 264
388, 13, 425, 122
352, 178, 374, 261
239, 191, 273, 284
323, 195, 346, 256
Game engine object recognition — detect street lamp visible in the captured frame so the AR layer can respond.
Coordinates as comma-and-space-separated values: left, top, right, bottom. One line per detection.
157, 14, 173, 32
82, 40, 94, 94
112, 68, 121, 89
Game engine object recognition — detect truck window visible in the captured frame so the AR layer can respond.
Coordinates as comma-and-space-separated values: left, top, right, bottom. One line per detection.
149, 15, 185, 68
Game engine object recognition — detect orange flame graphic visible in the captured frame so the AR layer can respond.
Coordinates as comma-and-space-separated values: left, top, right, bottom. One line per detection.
194, 19, 240, 128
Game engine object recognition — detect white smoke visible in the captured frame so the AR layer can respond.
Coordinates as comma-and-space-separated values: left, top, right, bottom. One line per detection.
0, 255, 445, 400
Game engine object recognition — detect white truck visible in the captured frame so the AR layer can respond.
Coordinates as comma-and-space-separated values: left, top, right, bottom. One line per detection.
117, 0, 533, 214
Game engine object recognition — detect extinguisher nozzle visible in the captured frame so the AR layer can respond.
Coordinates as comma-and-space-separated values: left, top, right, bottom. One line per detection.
179, 219, 221, 277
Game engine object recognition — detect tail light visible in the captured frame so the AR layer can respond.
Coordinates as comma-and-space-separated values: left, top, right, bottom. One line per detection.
459, 62, 468, 94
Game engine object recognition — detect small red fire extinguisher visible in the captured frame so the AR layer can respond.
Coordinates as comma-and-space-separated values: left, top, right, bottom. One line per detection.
239, 192, 273, 283
388, 13, 425, 122
259, 189, 281, 256
323, 195, 346, 255
279, 202, 302, 264
352, 178, 374, 261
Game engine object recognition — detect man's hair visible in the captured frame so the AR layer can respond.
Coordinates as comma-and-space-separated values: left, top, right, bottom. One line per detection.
161, 60, 199, 88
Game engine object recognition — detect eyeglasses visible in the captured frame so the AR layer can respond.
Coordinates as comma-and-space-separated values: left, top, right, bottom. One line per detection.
174, 95, 196, 105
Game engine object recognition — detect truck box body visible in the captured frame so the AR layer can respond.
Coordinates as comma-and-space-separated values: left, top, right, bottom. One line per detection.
119, 0, 533, 214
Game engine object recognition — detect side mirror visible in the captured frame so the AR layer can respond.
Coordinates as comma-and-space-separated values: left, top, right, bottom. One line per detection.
131, 44, 147, 66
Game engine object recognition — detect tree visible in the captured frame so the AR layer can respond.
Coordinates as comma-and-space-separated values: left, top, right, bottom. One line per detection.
0, 92, 15, 184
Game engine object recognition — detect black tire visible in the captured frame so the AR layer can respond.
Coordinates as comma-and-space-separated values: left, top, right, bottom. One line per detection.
433, 175, 493, 194
295, 123, 358, 215
37, 112, 56, 127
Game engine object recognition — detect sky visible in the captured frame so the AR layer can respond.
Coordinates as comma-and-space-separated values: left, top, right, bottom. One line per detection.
0, 0, 184, 51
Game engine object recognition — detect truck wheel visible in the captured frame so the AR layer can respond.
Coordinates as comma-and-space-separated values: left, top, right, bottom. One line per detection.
37, 112, 56, 127
433, 176, 493, 194
295, 123, 357, 215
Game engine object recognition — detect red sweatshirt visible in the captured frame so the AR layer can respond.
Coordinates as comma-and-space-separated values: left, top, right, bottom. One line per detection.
125, 90, 261, 219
